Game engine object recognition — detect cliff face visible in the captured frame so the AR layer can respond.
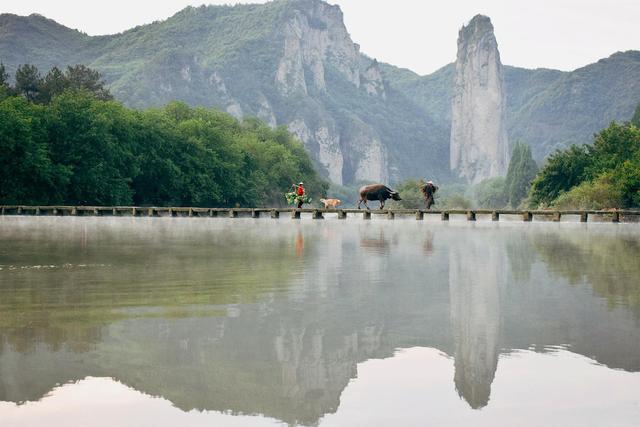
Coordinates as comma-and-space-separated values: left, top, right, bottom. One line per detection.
275, 1, 360, 95
449, 15, 510, 183
273, 1, 387, 184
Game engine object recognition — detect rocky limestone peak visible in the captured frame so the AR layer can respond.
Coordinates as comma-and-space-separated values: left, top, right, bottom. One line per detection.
450, 14, 510, 184
361, 59, 387, 99
275, 0, 361, 96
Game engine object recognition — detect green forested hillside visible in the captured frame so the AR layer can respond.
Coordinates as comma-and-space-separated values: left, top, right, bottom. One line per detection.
509, 52, 640, 159
0, 13, 89, 72
380, 62, 455, 128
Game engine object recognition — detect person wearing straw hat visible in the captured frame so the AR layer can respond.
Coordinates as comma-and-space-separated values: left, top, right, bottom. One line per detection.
420, 180, 438, 210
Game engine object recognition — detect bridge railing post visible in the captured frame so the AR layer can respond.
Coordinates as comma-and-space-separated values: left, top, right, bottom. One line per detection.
580, 212, 588, 223
466, 211, 476, 221
441, 211, 449, 221
270, 209, 279, 219
363, 210, 371, 220
522, 211, 533, 222
291, 210, 301, 219
416, 211, 424, 220
491, 211, 500, 221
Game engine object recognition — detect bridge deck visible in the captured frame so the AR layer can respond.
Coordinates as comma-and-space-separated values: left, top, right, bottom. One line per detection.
1, 205, 639, 223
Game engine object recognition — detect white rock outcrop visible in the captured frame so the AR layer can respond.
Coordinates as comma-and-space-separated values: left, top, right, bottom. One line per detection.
276, 2, 360, 95
352, 131, 388, 184
275, 1, 387, 184
288, 118, 344, 184
450, 15, 509, 184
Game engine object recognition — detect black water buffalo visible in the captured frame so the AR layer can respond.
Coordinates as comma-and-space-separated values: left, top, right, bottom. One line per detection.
357, 184, 401, 209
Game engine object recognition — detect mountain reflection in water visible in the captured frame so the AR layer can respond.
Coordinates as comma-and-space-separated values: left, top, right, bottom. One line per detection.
0, 217, 639, 426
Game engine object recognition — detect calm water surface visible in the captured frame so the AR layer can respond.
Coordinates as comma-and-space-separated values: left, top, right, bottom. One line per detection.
0, 216, 639, 426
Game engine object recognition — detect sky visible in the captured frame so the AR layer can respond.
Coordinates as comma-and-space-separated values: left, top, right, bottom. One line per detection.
1, 0, 638, 75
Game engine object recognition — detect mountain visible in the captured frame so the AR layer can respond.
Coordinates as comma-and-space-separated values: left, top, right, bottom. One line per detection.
507, 51, 640, 159
1, 1, 639, 184
449, 15, 510, 184
389, 50, 640, 164
0, 2, 449, 185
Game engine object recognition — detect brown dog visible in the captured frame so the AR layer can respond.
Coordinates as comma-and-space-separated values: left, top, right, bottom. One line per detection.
319, 198, 342, 209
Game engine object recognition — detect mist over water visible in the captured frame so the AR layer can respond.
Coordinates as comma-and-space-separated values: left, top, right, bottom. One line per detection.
1, 217, 639, 426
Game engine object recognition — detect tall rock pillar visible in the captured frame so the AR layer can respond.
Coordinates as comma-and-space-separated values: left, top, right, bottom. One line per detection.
450, 15, 509, 184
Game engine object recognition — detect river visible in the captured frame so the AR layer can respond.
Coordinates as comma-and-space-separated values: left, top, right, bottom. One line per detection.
0, 216, 639, 426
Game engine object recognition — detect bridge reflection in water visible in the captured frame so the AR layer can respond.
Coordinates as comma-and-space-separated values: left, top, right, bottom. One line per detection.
0, 218, 639, 425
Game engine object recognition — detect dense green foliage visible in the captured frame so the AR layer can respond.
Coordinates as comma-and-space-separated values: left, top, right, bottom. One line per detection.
2, 63, 112, 103
504, 142, 538, 207
0, 66, 327, 206
530, 121, 640, 209
438, 192, 472, 210
474, 177, 508, 209
528, 145, 591, 206
0, 62, 7, 87
632, 103, 640, 127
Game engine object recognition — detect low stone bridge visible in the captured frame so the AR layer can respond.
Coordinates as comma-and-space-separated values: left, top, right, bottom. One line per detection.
1, 206, 639, 222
